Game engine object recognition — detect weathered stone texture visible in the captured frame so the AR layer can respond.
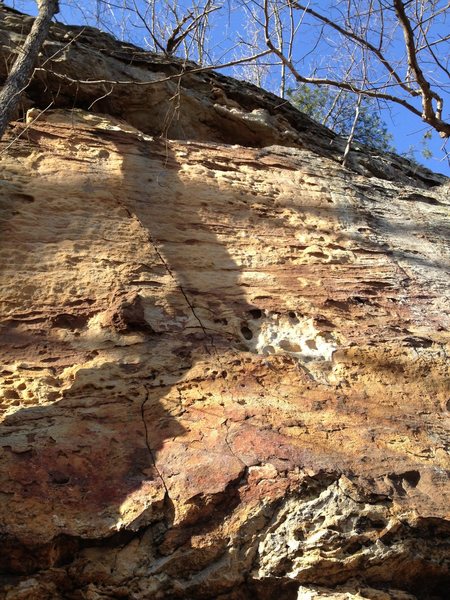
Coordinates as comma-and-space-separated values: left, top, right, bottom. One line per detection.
0, 6, 449, 600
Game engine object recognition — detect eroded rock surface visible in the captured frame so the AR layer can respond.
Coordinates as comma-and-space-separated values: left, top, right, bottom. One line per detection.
0, 6, 449, 600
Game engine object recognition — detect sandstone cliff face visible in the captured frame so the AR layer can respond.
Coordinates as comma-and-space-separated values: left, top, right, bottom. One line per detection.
0, 7, 449, 600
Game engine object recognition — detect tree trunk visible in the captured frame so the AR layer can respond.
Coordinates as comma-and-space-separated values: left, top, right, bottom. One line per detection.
0, 0, 59, 140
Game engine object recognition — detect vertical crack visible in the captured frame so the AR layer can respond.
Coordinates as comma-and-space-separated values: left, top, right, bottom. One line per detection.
145, 227, 214, 355
140, 388, 170, 501
223, 417, 246, 468
115, 190, 214, 355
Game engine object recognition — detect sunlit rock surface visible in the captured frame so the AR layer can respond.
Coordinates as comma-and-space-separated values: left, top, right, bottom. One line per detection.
0, 6, 449, 599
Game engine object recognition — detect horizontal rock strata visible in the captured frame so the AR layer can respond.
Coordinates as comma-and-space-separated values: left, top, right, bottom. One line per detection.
0, 6, 449, 600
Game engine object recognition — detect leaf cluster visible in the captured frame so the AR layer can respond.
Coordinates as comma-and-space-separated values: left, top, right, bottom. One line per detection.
289, 84, 395, 153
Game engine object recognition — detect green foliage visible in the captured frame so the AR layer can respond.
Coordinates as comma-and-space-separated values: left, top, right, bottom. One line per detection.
420, 130, 433, 159
400, 145, 419, 164
399, 130, 434, 165
289, 84, 395, 154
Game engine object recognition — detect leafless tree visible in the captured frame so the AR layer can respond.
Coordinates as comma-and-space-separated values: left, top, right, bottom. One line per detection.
0, 0, 60, 139
1, 0, 449, 145
107, 0, 222, 63
261, 0, 449, 138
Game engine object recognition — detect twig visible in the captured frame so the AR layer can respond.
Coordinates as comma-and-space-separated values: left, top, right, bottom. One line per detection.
342, 93, 362, 166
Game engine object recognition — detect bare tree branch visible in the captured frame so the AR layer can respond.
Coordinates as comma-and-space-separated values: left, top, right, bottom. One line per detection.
262, 0, 450, 139
288, 0, 417, 96
394, 0, 449, 137
262, 0, 423, 117
342, 92, 362, 166
166, 3, 220, 56
131, 0, 166, 54
32, 48, 273, 86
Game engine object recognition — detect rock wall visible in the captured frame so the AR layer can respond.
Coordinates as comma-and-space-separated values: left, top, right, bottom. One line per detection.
0, 6, 449, 600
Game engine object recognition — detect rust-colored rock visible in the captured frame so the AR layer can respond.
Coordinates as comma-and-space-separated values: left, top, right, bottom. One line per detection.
0, 6, 449, 600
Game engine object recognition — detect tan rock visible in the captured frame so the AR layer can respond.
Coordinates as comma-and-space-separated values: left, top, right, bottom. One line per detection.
0, 5, 449, 600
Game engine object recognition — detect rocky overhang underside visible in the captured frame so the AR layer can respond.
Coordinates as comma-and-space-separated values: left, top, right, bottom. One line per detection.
0, 6, 449, 600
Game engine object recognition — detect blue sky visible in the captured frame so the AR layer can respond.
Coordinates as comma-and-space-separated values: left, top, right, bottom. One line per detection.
5, 0, 450, 176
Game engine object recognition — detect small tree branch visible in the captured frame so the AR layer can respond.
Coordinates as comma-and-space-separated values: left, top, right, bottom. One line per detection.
342, 93, 362, 166
31, 48, 273, 87
131, 0, 166, 54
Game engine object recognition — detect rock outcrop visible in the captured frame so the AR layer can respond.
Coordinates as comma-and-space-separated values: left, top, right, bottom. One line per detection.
0, 6, 449, 599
